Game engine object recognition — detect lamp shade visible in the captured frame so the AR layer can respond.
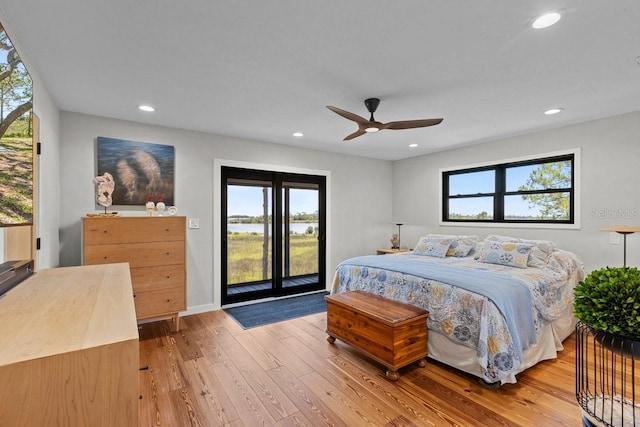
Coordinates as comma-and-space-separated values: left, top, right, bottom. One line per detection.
600, 225, 640, 234
599, 225, 640, 266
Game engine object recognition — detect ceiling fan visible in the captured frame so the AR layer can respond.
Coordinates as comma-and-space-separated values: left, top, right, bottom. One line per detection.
326, 98, 443, 141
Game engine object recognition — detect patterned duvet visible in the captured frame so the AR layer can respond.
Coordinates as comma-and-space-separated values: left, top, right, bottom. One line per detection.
331, 250, 584, 383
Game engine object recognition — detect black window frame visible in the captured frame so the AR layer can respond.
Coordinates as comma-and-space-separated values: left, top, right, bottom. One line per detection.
442, 153, 575, 224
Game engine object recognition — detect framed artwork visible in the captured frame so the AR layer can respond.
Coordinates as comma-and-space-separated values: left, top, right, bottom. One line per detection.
97, 136, 175, 206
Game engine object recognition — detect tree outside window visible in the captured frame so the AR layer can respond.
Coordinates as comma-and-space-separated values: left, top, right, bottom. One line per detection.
0, 22, 33, 225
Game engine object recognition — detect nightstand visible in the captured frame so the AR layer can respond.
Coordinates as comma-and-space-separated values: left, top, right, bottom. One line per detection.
376, 248, 411, 255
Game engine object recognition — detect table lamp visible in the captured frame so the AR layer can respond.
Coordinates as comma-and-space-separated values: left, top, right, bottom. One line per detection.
391, 222, 404, 249
600, 225, 640, 266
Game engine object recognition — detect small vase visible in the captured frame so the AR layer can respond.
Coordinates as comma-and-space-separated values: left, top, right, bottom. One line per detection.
156, 201, 166, 216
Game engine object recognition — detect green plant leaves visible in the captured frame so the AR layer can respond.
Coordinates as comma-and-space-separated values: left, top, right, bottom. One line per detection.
574, 265, 640, 340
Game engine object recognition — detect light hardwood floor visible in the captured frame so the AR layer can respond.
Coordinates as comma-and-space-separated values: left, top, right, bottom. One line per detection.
138, 310, 582, 426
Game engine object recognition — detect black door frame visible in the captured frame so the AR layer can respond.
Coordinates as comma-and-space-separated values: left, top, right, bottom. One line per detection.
221, 166, 326, 305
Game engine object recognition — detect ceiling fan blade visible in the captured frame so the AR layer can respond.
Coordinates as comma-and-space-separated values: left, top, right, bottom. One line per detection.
326, 105, 369, 125
343, 129, 367, 141
382, 118, 443, 130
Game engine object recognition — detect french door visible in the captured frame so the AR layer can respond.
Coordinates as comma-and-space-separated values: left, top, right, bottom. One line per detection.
221, 167, 326, 304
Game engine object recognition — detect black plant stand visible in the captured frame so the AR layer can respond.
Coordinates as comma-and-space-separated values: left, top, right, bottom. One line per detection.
576, 322, 640, 426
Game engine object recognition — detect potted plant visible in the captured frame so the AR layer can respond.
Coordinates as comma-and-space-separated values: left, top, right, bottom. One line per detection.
574, 265, 640, 342
574, 266, 640, 427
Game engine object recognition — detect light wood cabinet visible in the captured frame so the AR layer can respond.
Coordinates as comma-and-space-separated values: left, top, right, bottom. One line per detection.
0, 263, 139, 426
83, 216, 186, 331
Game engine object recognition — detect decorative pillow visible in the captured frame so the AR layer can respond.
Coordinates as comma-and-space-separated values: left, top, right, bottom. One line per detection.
423, 234, 478, 257
447, 243, 476, 257
485, 235, 556, 267
413, 237, 453, 258
478, 240, 533, 268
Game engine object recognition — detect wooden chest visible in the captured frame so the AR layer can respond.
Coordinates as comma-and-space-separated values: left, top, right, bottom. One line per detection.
83, 216, 186, 331
325, 290, 428, 380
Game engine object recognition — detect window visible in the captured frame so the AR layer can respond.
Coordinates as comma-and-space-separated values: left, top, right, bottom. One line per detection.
0, 23, 34, 226
442, 152, 576, 225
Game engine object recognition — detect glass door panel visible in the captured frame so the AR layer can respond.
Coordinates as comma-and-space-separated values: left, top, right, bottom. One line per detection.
225, 178, 273, 299
282, 183, 319, 289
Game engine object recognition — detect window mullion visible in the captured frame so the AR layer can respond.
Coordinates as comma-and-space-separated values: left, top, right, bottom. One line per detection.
495, 166, 505, 221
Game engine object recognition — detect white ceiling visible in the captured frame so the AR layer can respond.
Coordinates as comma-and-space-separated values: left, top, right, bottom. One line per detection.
1, 1, 639, 161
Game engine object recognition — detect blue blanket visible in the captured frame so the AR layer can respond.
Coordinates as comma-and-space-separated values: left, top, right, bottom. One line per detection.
339, 255, 537, 360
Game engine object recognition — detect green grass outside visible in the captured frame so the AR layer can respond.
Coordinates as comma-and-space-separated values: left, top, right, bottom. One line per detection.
227, 232, 318, 285
0, 135, 33, 224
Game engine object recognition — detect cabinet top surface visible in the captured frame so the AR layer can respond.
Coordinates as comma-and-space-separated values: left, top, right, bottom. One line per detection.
83, 215, 185, 220
325, 290, 428, 325
0, 263, 138, 366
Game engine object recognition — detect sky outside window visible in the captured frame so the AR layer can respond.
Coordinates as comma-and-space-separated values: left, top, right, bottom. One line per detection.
228, 186, 317, 217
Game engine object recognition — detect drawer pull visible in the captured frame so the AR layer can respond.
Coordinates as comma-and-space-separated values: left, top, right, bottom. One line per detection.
166, 299, 170, 302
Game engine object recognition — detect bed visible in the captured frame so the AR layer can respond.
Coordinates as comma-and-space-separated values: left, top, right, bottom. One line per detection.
331, 234, 585, 385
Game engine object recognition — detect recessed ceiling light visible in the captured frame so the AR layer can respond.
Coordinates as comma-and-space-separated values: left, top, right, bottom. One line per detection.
138, 105, 155, 112
532, 12, 562, 29
293, 132, 303, 137
544, 108, 564, 115
409, 143, 418, 148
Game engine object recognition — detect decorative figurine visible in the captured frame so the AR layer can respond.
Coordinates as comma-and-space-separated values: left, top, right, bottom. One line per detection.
390, 233, 400, 249
93, 172, 115, 214
145, 196, 155, 216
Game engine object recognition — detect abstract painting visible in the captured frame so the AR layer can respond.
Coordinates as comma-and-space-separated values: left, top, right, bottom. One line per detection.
96, 136, 175, 206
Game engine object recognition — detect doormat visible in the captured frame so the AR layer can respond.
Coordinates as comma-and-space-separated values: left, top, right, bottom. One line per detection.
224, 291, 328, 329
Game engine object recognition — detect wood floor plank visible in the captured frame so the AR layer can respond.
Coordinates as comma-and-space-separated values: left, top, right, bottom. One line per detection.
172, 325, 204, 361
247, 326, 315, 377
298, 369, 397, 426
212, 357, 279, 425
323, 353, 461, 426
138, 311, 586, 427
266, 364, 349, 427
181, 358, 241, 426
234, 330, 284, 371
224, 339, 300, 421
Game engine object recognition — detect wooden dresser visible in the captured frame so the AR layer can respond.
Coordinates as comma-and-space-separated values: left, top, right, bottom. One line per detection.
0, 263, 139, 426
83, 216, 186, 331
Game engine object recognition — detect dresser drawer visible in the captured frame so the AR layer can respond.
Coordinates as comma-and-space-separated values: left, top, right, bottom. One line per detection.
130, 265, 185, 292
133, 287, 185, 319
83, 241, 185, 268
83, 217, 185, 245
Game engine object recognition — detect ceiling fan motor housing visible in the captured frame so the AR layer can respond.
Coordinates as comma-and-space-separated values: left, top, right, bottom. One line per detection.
364, 98, 380, 115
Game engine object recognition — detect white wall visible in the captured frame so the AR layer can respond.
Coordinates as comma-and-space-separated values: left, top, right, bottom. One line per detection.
59, 112, 393, 311
392, 111, 640, 273
33, 74, 61, 269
